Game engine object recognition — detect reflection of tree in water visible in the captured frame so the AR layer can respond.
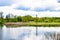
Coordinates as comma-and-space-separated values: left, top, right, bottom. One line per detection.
44, 32, 54, 40
44, 32, 60, 40
57, 33, 60, 40
0, 25, 3, 40
0, 25, 3, 29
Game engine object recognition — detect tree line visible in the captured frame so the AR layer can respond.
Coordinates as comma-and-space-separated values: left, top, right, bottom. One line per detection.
0, 12, 60, 24
1, 15, 60, 23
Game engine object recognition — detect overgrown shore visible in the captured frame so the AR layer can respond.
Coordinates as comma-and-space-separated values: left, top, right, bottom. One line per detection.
1, 15, 60, 27
4, 22, 60, 27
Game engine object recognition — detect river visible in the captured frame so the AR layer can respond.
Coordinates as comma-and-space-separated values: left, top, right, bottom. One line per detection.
0, 25, 60, 40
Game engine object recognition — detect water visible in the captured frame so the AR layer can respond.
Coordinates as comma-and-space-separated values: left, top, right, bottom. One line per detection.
0, 25, 60, 40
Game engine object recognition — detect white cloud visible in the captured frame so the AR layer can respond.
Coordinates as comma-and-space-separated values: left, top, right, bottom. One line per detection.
0, 6, 60, 17
0, 0, 60, 17
9, 0, 60, 11
12, 0, 58, 8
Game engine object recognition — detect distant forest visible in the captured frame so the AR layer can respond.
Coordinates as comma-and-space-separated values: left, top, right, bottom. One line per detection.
0, 12, 60, 24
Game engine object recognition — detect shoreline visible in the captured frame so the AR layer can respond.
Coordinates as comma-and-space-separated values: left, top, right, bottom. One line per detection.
4, 22, 60, 27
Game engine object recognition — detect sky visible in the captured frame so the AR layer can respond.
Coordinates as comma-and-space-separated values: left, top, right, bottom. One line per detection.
0, 0, 60, 17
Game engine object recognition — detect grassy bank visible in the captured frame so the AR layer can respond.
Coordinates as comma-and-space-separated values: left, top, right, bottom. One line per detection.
26, 22, 60, 27
1, 16, 60, 27
4, 22, 60, 27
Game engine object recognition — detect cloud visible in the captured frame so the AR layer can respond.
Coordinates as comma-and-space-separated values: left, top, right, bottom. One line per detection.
0, 0, 60, 17
33, 6, 60, 12
33, 7, 51, 12
12, 0, 60, 11
0, 6, 60, 17
15, 5, 30, 11
0, 0, 60, 11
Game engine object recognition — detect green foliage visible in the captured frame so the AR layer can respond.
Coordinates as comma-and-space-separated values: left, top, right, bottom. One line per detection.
1, 14, 60, 24
0, 18, 5, 24
22, 15, 33, 22
17, 16, 22, 22
0, 12, 60, 27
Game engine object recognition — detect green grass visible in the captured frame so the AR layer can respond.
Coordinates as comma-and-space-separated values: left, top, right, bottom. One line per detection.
4, 22, 60, 27
26, 22, 60, 27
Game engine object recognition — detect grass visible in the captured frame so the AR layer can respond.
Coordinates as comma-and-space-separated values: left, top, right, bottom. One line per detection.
4, 22, 60, 27
26, 22, 60, 27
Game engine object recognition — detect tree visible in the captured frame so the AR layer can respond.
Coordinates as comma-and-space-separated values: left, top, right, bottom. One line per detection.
17, 16, 22, 22
0, 12, 3, 19
13, 16, 18, 22
22, 15, 33, 22
5, 13, 15, 22
6, 13, 14, 18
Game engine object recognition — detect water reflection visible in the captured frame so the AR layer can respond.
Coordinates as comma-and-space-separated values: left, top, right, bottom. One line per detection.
1, 26, 60, 40
0, 25, 3, 40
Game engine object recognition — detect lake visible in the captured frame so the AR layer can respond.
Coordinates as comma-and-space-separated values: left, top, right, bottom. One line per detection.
0, 25, 60, 40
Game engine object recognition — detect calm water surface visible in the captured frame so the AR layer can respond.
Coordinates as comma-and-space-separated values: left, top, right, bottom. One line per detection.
0, 25, 60, 40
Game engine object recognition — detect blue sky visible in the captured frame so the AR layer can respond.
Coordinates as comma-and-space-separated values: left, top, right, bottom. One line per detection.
0, 0, 12, 6
0, 0, 60, 17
